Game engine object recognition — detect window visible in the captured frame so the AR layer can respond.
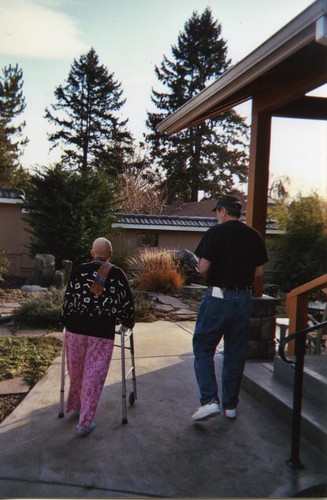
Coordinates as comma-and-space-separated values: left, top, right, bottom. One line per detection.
137, 232, 159, 247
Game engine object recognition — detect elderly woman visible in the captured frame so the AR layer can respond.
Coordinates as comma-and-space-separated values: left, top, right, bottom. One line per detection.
62, 237, 135, 436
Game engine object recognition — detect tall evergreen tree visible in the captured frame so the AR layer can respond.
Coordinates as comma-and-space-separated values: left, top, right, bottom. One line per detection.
0, 64, 28, 186
45, 48, 132, 173
146, 8, 249, 202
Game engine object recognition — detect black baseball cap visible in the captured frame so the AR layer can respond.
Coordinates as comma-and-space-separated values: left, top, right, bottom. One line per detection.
212, 195, 242, 211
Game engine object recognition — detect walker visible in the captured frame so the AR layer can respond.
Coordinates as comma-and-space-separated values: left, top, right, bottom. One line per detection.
58, 326, 137, 424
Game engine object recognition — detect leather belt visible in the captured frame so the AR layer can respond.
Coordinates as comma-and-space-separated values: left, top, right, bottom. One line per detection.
224, 286, 252, 291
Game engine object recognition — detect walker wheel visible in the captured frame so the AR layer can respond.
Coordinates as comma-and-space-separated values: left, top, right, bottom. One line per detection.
129, 390, 135, 406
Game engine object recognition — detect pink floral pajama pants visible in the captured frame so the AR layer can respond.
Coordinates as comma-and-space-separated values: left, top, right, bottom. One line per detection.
65, 330, 114, 430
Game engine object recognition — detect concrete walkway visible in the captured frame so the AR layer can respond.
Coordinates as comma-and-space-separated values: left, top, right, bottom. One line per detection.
0, 320, 326, 498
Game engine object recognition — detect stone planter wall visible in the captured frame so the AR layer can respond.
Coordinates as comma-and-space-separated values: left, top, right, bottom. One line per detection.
248, 295, 278, 360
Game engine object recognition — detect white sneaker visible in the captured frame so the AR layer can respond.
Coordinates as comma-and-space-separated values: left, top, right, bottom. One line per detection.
192, 400, 221, 422
225, 408, 237, 419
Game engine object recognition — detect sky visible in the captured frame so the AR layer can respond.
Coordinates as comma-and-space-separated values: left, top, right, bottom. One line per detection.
0, 0, 326, 199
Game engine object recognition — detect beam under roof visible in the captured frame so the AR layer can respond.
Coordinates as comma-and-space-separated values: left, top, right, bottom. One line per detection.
273, 96, 327, 119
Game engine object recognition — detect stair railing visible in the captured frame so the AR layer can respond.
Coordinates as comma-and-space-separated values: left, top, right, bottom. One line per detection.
278, 319, 327, 470
286, 274, 327, 355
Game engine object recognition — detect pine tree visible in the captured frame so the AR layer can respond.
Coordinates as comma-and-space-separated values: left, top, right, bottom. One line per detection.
0, 64, 28, 186
145, 8, 249, 202
45, 48, 132, 173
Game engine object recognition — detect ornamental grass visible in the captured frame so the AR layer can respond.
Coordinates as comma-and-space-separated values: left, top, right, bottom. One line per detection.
129, 248, 185, 294
128, 248, 177, 272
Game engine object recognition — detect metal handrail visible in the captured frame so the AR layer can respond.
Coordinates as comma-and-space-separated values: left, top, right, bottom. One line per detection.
278, 319, 327, 469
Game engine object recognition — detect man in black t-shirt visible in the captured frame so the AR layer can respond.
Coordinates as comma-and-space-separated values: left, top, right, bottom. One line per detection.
191, 195, 268, 422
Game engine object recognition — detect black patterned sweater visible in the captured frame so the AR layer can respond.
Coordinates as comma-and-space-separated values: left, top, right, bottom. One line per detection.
62, 262, 135, 339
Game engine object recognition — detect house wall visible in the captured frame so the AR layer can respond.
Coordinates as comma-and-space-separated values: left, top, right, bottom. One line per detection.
0, 211, 279, 281
109, 228, 202, 257
110, 228, 279, 283
157, 231, 202, 251
0, 204, 34, 277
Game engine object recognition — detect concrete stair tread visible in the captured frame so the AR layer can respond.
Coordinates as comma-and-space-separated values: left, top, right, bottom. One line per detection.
243, 359, 326, 452
273, 356, 327, 408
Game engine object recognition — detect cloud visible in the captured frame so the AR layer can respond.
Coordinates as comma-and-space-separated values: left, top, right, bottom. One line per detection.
0, 0, 88, 59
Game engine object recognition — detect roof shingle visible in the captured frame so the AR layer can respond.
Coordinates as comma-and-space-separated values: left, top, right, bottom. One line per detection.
113, 213, 280, 233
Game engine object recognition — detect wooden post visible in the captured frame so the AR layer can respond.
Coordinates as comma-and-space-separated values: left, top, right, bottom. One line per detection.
246, 101, 272, 297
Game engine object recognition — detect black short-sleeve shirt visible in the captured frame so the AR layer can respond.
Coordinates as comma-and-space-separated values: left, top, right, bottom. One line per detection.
195, 220, 268, 287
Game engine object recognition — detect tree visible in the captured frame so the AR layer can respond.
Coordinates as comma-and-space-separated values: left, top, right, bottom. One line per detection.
268, 175, 290, 202
117, 159, 166, 214
0, 64, 28, 186
145, 8, 249, 203
273, 193, 327, 292
24, 164, 117, 266
0, 123, 12, 185
45, 48, 132, 173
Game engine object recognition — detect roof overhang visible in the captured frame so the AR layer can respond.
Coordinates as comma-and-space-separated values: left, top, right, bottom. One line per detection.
112, 214, 283, 235
0, 197, 24, 205
112, 222, 282, 235
0, 188, 25, 205
157, 0, 327, 134
112, 222, 206, 232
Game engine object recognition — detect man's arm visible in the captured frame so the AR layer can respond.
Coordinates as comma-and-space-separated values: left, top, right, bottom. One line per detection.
254, 265, 264, 278
198, 258, 211, 276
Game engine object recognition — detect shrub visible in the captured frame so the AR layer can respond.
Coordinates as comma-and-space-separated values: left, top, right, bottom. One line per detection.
110, 243, 132, 272
25, 165, 117, 267
132, 290, 157, 322
134, 268, 185, 294
128, 248, 185, 294
12, 287, 64, 328
0, 250, 8, 281
273, 194, 327, 292
128, 248, 176, 272
0, 336, 62, 386
12, 283, 160, 326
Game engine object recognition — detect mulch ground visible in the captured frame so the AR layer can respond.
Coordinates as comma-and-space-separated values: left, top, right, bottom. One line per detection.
0, 394, 26, 423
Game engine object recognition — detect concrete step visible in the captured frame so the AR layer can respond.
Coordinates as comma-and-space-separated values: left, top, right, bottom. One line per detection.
242, 358, 327, 454
273, 355, 327, 407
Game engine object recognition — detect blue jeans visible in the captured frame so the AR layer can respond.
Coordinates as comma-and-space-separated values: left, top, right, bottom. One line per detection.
193, 288, 252, 409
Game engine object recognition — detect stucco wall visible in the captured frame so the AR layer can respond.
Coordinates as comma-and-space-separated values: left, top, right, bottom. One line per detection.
110, 227, 279, 283
1, 211, 279, 280
109, 228, 202, 257
0, 204, 34, 277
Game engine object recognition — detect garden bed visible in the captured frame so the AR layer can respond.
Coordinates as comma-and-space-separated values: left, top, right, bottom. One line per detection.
0, 394, 26, 423
0, 335, 62, 424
